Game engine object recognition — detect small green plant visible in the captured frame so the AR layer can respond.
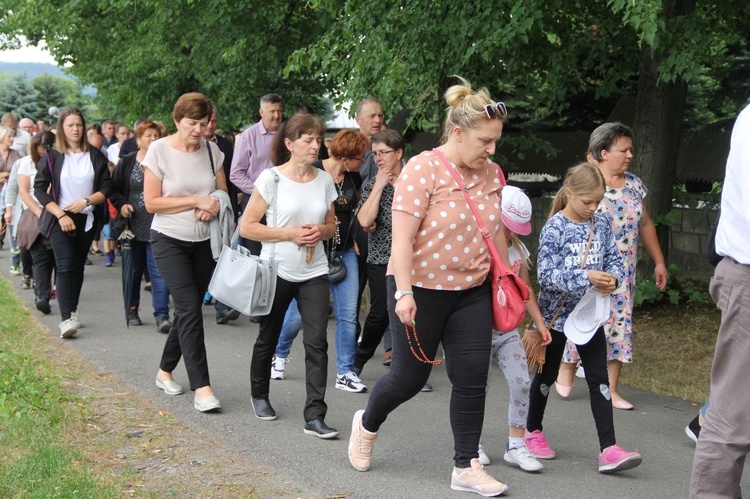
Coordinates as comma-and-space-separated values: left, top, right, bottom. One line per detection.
634, 263, 710, 307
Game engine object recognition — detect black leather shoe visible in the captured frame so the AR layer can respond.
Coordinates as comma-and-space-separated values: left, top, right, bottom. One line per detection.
216, 308, 241, 325
248, 315, 260, 324
128, 308, 143, 326
156, 316, 172, 334
35, 298, 51, 315
251, 397, 277, 421
303, 419, 339, 439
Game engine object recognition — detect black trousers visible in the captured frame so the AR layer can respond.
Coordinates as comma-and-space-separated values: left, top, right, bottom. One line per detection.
362, 276, 492, 468
152, 231, 215, 391
20, 246, 32, 277
353, 264, 390, 374
527, 327, 616, 451
251, 274, 330, 422
48, 213, 96, 320
29, 236, 55, 302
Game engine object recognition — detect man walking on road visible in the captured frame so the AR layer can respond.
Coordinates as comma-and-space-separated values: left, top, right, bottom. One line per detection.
690, 102, 750, 499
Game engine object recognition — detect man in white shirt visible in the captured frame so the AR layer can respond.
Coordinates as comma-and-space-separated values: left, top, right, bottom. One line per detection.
19, 118, 35, 136
107, 123, 130, 164
1, 113, 31, 156
690, 102, 750, 499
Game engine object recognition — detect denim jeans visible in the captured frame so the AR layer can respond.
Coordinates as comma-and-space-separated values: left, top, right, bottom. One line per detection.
274, 298, 303, 359
330, 247, 359, 375
129, 240, 170, 319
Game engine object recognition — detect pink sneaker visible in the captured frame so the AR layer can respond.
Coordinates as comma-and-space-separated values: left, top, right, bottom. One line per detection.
524, 430, 556, 459
598, 444, 642, 473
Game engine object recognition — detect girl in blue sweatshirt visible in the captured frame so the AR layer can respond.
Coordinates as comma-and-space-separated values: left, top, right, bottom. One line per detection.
524, 162, 642, 473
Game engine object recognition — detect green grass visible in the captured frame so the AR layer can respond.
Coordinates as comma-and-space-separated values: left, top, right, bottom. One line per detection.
0, 278, 120, 498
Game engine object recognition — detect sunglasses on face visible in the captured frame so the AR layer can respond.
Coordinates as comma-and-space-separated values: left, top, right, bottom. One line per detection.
462, 102, 508, 121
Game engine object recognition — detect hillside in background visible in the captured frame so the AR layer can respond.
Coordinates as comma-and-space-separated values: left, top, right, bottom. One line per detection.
0, 61, 68, 80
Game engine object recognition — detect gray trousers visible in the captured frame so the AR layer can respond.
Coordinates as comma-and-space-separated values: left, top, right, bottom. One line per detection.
690, 257, 750, 499
488, 329, 530, 429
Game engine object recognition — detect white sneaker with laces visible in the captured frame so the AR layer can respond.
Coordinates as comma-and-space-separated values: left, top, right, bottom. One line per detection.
451, 458, 508, 497
270, 355, 288, 380
478, 442, 491, 466
504, 445, 543, 472
59, 318, 78, 338
70, 311, 82, 329
336, 371, 368, 393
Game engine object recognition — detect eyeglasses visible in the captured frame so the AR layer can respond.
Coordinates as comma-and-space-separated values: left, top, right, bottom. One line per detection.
372, 149, 395, 158
461, 102, 508, 121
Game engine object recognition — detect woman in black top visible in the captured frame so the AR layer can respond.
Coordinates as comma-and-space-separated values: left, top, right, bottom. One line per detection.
35, 107, 112, 338
109, 121, 171, 333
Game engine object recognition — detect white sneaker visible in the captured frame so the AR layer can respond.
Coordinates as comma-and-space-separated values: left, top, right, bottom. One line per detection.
504, 445, 543, 472
59, 318, 78, 338
478, 442, 491, 465
270, 355, 288, 380
336, 372, 368, 393
451, 458, 508, 497
575, 365, 586, 379
70, 311, 82, 329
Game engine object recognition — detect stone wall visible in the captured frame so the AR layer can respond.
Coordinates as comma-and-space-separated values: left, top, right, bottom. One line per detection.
523, 197, 717, 280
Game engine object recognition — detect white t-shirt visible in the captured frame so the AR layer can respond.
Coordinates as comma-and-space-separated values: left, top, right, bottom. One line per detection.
107, 143, 121, 164
254, 167, 337, 282
508, 240, 530, 277
58, 152, 94, 209
142, 138, 223, 242
17, 156, 39, 208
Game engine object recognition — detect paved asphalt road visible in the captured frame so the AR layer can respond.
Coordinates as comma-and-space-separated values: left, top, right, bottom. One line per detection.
5, 252, 749, 498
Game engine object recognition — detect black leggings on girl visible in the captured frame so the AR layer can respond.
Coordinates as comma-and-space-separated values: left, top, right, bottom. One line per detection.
527, 328, 616, 451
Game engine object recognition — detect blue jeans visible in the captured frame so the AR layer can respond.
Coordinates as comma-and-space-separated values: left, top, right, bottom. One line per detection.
274, 298, 303, 358
130, 240, 170, 319
330, 248, 359, 375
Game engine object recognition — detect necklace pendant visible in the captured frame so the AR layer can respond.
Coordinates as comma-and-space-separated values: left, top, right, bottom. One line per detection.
337, 197, 348, 206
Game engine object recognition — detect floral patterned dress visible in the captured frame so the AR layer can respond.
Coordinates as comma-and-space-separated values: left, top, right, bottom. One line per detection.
562, 172, 647, 364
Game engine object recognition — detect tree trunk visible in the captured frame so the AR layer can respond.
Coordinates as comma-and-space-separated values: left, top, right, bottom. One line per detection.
632, 0, 694, 277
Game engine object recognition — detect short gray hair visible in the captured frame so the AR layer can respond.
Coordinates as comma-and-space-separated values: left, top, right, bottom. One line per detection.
259, 93, 283, 108
588, 122, 633, 162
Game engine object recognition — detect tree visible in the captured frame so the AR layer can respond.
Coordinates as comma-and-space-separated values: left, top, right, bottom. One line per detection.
0, 0, 336, 130
289, 0, 750, 262
0, 73, 41, 119
30, 74, 78, 120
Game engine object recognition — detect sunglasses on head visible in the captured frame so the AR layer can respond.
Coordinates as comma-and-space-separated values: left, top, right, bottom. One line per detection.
462, 102, 508, 121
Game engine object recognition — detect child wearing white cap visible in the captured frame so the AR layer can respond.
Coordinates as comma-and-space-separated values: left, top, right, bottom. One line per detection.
477, 185, 551, 472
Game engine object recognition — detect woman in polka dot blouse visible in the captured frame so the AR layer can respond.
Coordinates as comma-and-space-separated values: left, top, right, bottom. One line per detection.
348, 77, 511, 496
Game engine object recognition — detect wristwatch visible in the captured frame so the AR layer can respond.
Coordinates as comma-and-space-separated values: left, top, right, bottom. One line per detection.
394, 290, 414, 301
84, 197, 92, 207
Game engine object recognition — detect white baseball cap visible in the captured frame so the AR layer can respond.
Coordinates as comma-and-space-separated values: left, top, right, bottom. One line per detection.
563, 287, 611, 345
501, 185, 532, 235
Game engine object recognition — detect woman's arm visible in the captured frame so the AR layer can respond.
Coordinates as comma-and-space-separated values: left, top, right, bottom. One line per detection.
357, 172, 388, 228
17, 174, 42, 217
239, 188, 304, 244
215, 164, 228, 194
143, 168, 218, 216
640, 205, 668, 290
391, 210, 422, 324
519, 264, 552, 345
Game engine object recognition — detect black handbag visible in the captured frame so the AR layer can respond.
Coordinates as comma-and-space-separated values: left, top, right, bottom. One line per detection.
327, 215, 356, 283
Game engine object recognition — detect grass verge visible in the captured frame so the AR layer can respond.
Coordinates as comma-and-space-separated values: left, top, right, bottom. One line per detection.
0, 276, 300, 498
626, 301, 720, 402
0, 278, 120, 498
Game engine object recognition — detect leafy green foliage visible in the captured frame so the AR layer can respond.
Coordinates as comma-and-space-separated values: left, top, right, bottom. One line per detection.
0, 73, 40, 118
634, 263, 710, 307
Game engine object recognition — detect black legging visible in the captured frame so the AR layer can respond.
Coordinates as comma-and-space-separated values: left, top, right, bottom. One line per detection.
527, 327, 616, 451
362, 276, 492, 468
353, 264, 389, 374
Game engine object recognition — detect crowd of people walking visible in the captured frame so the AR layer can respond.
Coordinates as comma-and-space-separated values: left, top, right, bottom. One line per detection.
4, 79, 744, 498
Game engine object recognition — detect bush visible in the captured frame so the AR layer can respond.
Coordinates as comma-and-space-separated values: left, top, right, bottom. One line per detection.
634, 263, 711, 307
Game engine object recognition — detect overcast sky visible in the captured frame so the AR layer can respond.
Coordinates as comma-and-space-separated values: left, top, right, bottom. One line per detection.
0, 42, 57, 65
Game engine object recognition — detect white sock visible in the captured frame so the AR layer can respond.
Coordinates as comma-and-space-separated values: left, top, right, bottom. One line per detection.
508, 437, 525, 450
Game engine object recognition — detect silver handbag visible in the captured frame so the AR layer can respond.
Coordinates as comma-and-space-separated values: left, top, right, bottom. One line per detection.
208, 173, 279, 316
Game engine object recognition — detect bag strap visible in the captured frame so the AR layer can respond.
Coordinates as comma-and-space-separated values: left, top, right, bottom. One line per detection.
228, 169, 280, 261
432, 148, 510, 275
204, 139, 215, 175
